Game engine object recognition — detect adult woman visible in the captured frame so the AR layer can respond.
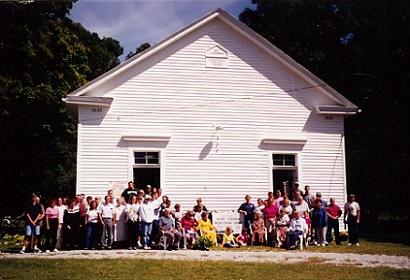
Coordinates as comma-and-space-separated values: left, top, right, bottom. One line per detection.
125, 195, 140, 250
56, 197, 67, 250
251, 211, 265, 245
180, 210, 197, 248
45, 199, 59, 252
139, 195, 156, 250
275, 209, 290, 247
85, 200, 99, 250
196, 212, 217, 244
263, 198, 279, 246
113, 198, 127, 246
254, 198, 265, 219
63, 198, 81, 250
280, 198, 293, 216
287, 210, 308, 250
311, 199, 328, 246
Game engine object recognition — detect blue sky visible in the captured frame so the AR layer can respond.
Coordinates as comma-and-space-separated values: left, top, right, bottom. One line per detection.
69, 0, 255, 61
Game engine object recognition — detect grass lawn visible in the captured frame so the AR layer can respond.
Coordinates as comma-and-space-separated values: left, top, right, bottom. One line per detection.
0, 258, 409, 280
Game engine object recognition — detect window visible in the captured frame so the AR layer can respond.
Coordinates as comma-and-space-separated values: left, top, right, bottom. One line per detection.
134, 152, 159, 165
272, 154, 296, 167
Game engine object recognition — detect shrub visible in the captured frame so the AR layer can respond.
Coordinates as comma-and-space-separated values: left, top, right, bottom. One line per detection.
195, 236, 213, 251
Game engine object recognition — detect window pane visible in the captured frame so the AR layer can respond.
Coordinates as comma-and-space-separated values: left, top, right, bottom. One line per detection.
273, 154, 295, 166
147, 152, 159, 164
285, 155, 295, 166
134, 151, 159, 165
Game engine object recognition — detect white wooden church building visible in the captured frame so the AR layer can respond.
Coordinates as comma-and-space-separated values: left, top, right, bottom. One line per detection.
65, 9, 359, 211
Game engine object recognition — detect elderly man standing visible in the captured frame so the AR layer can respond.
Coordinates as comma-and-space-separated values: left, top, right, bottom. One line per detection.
99, 196, 115, 249
326, 198, 342, 245
344, 194, 361, 246
158, 208, 181, 250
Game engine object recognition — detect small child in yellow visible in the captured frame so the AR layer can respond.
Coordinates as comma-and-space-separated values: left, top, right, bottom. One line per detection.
222, 226, 238, 248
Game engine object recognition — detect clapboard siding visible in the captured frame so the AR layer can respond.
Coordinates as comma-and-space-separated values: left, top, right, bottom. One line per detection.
75, 17, 349, 213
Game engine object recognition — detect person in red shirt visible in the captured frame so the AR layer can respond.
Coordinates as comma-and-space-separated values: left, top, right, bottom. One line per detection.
326, 198, 343, 245
263, 198, 279, 247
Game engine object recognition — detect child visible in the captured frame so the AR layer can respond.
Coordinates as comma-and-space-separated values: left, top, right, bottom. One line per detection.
236, 228, 249, 246
303, 211, 312, 243
222, 226, 238, 248
251, 211, 265, 245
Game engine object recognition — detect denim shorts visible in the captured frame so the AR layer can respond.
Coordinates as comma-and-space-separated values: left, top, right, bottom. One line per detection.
25, 225, 40, 236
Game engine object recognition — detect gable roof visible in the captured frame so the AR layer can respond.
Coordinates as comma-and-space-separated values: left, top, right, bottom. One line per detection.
64, 8, 359, 115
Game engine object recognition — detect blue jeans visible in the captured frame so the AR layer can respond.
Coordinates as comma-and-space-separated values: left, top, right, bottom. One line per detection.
86, 223, 97, 248
141, 221, 153, 247
288, 230, 303, 246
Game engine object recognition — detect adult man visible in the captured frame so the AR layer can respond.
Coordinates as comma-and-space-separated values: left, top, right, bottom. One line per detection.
21, 193, 43, 253
121, 181, 138, 202
292, 182, 303, 197
303, 185, 316, 209
107, 189, 115, 203
326, 198, 342, 245
158, 208, 182, 250
344, 194, 361, 246
315, 192, 328, 207
99, 196, 115, 249
144, 184, 152, 196
238, 195, 256, 231
292, 196, 310, 216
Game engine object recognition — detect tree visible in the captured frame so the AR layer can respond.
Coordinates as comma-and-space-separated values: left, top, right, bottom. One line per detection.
0, 1, 123, 215
125, 43, 151, 60
240, 0, 409, 219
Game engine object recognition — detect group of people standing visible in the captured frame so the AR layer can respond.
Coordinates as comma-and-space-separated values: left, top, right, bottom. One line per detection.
237, 183, 361, 250
19, 182, 218, 253
19, 182, 360, 253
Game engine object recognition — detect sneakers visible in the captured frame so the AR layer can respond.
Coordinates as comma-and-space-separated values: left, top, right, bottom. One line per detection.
53, 248, 59, 252
34, 248, 42, 253
132, 247, 137, 250
19, 249, 25, 254
45, 250, 50, 253
356, 243, 360, 246
128, 247, 132, 250
137, 241, 142, 247
143, 246, 151, 250
348, 243, 352, 246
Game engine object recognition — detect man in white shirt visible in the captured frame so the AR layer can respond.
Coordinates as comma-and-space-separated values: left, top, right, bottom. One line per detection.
99, 196, 115, 249
344, 194, 361, 246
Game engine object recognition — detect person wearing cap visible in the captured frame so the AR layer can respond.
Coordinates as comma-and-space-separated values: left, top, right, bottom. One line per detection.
315, 192, 328, 207
311, 199, 328, 246
344, 194, 361, 246
159, 208, 182, 250
144, 185, 152, 196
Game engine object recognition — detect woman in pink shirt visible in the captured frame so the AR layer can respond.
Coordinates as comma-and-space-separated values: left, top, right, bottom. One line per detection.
263, 198, 279, 247
45, 199, 59, 252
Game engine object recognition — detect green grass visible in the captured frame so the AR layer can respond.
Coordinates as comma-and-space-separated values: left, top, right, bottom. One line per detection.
0, 259, 409, 280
